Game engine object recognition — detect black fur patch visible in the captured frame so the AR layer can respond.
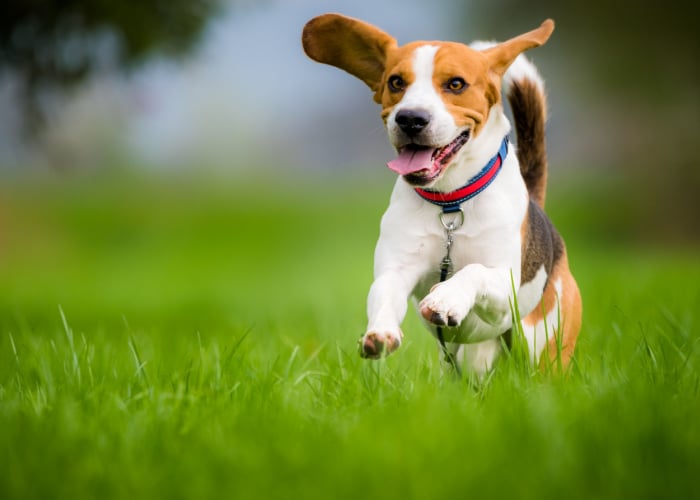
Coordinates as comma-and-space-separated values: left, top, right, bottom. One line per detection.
521, 200, 563, 286
502, 202, 563, 351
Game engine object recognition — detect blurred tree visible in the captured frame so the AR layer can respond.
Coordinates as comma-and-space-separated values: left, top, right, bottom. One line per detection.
0, 0, 221, 136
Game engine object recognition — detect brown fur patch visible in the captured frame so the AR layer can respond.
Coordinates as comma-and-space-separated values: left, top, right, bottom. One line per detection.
302, 14, 397, 92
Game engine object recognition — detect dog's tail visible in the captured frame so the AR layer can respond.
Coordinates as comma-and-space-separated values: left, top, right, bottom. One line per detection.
503, 55, 549, 208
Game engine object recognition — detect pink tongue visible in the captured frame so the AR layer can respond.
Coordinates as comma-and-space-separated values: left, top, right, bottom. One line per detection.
386, 148, 436, 175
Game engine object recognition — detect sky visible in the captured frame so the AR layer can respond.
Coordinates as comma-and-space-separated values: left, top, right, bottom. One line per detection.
1, 0, 582, 174
129, 0, 463, 171
0, 0, 466, 170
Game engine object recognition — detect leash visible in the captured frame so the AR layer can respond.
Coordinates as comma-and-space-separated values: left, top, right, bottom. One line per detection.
435, 209, 463, 376
419, 137, 509, 376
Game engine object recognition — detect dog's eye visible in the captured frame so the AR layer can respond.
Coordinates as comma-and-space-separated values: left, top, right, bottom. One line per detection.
445, 77, 468, 94
387, 75, 406, 93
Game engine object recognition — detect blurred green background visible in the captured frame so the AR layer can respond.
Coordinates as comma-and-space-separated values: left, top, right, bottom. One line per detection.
3, 0, 699, 243
2, 0, 699, 367
2, 2, 700, 499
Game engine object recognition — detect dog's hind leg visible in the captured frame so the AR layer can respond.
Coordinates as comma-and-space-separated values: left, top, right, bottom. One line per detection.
521, 251, 582, 370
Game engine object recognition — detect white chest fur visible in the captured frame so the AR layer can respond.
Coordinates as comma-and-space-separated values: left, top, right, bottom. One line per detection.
373, 146, 533, 344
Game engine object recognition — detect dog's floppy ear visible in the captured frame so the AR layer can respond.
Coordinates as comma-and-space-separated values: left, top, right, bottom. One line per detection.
483, 19, 554, 76
302, 13, 397, 93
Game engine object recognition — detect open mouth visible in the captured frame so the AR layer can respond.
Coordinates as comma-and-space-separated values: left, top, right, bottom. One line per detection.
387, 130, 471, 186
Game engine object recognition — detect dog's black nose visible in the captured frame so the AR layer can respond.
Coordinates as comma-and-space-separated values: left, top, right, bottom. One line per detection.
395, 109, 431, 136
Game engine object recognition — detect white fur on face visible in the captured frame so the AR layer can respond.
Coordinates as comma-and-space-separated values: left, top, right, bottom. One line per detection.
386, 45, 458, 148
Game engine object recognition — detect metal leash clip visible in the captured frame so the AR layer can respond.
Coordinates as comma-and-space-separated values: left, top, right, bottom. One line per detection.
434, 208, 465, 375
437, 209, 464, 281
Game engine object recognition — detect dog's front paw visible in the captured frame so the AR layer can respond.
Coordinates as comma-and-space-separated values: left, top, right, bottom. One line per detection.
359, 330, 402, 359
419, 283, 472, 328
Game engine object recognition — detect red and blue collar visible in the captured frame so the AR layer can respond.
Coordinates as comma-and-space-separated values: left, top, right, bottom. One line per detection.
414, 136, 509, 213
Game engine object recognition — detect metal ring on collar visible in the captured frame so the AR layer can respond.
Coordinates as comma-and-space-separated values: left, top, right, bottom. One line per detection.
439, 208, 464, 232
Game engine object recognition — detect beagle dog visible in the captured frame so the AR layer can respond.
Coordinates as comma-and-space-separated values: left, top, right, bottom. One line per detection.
302, 14, 581, 375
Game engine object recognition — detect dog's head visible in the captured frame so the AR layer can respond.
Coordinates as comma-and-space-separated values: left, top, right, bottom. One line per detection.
302, 14, 553, 187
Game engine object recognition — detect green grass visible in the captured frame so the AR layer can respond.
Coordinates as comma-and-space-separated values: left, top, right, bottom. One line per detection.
1, 172, 699, 500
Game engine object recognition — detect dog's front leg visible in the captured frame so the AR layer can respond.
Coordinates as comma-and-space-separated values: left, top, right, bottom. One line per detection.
419, 264, 516, 332
361, 268, 421, 359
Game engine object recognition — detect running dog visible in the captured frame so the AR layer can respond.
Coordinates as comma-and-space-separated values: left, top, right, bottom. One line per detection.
302, 14, 581, 374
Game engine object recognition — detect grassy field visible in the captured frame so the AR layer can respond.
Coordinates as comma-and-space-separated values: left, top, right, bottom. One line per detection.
1, 172, 699, 499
